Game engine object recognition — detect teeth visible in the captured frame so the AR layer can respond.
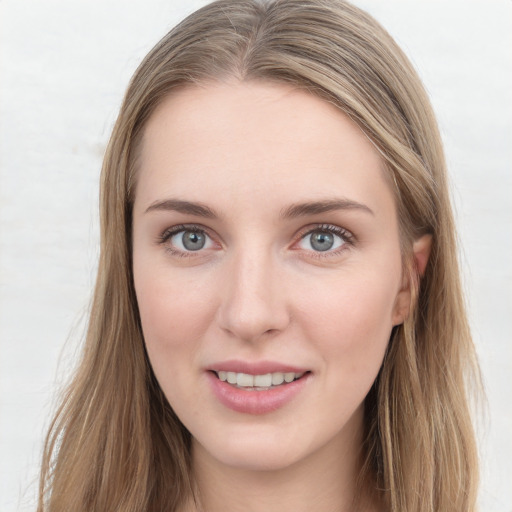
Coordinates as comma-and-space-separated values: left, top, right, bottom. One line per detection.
217, 371, 304, 388
272, 372, 285, 385
237, 373, 254, 387
254, 373, 272, 387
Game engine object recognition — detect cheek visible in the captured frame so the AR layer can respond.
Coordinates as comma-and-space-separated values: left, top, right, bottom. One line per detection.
134, 270, 213, 421
135, 261, 215, 345
296, 266, 400, 375
133, 262, 217, 403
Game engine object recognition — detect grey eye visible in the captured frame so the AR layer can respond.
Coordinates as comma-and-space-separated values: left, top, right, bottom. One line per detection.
297, 228, 345, 252
310, 232, 334, 251
182, 231, 206, 250
170, 230, 212, 251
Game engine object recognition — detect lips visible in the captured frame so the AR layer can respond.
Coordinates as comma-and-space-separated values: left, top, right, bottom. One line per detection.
206, 361, 311, 414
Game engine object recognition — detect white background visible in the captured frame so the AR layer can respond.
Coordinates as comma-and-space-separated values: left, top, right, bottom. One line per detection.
0, 1, 510, 511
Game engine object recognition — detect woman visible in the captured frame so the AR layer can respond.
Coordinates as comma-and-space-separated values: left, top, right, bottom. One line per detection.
37, 0, 480, 511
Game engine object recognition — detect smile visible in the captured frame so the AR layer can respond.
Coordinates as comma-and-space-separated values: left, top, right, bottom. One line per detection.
207, 369, 311, 414
215, 371, 305, 390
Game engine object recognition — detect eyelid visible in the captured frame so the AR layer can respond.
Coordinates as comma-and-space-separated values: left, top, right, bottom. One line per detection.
157, 223, 221, 256
159, 223, 201, 242
292, 223, 355, 256
156, 222, 354, 258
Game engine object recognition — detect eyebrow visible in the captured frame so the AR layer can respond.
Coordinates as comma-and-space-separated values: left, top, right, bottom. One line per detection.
280, 198, 374, 219
144, 197, 374, 219
145, 199, 218, 218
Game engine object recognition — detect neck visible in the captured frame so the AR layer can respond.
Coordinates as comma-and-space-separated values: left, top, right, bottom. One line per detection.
186, 408, 378, 512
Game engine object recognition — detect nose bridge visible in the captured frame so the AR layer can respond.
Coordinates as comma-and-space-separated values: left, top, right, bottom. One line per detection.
218, 243, 289, 342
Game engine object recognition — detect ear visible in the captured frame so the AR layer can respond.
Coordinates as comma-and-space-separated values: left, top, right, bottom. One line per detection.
412, 234, 432, 277
392, 234, 433, 326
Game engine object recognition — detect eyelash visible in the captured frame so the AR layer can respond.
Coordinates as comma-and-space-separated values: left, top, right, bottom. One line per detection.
295, 224, 354, 258
157, 223, 355, 259
157, 224, 213, 258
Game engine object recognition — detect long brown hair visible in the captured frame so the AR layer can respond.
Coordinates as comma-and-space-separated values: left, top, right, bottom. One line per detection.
38, 1, 480, 510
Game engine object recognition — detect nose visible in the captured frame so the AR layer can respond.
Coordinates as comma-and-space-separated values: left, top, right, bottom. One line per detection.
216, 248, 290, 343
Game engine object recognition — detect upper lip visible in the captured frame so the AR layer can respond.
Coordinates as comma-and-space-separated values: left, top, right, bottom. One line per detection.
206, 359, 310, 375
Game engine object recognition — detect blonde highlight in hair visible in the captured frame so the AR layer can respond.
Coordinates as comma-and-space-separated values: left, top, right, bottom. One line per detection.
38, 1, 480, 511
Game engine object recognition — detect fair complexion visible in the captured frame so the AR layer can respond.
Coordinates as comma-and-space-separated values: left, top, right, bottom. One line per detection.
132, 81, 430, 512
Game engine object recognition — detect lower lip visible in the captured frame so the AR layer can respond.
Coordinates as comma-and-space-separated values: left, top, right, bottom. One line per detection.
206, 371, 310, 415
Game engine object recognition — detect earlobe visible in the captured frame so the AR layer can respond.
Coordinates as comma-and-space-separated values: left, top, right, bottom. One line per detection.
392, 234, 433, 326
392, 286, 410, 326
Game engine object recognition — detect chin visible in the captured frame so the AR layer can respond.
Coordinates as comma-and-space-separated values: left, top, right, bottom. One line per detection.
206, 445, 303, 473
193, 423, 313, 472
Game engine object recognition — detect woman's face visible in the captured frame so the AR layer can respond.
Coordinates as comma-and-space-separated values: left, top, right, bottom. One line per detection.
132, 82, 411, 472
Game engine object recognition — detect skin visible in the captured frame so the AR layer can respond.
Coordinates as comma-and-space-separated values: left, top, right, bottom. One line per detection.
132, 81, 430, 512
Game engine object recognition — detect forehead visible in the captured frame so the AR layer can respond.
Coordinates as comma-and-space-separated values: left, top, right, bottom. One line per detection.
135, 81, 394, 221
